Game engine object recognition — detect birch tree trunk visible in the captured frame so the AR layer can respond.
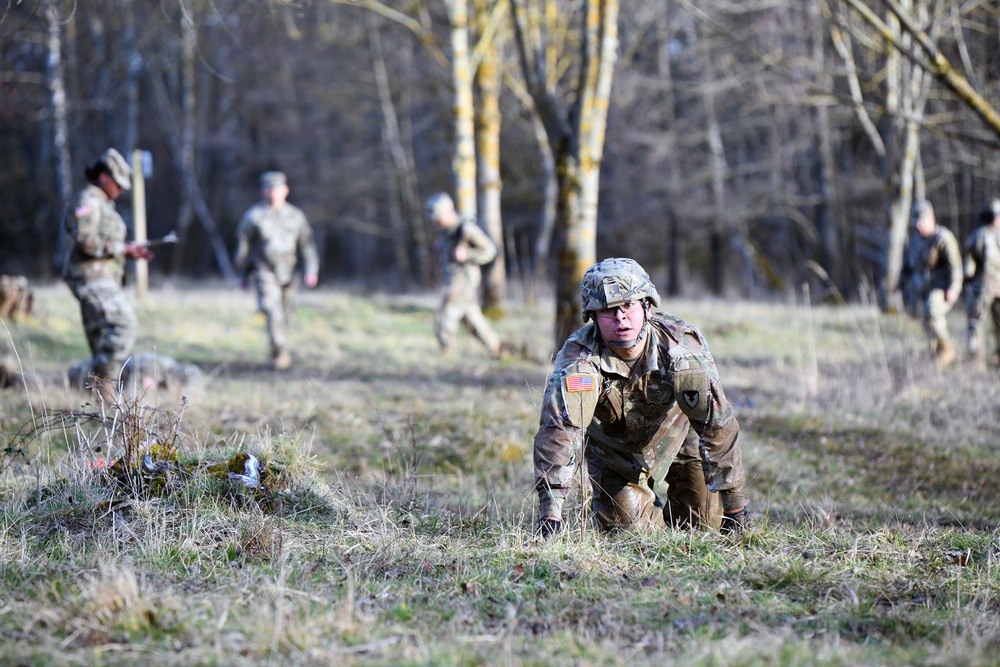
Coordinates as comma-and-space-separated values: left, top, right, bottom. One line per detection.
446, 0, 478, 220
881, 0, 935, 311
511, 0, 619, 348
475, 19, 506, 309
46, 0, 73, 272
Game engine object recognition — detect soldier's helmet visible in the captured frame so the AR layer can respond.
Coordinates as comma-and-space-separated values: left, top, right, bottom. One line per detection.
580, 258, 661, 321
980, 198, 1000, 223
911, 198, 934, 223
99, 148, 132, 191
425, 192, 455, 221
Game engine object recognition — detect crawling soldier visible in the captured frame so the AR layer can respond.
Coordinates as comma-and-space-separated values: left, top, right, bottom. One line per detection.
533, 258, 751, 538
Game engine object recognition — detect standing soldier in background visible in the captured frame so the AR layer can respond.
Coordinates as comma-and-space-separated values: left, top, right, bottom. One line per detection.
532, 258, 751, 539
234, 171, 319, 370
910, 199, 963, 368
963, 198, 1000, 368
426, 192, 502, 359
62, 148, 153, 401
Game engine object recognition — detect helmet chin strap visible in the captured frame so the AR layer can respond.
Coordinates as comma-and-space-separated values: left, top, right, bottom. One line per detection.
605, 303, 650, 349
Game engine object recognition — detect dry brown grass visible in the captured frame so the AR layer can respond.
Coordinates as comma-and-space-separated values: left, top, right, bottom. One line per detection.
0, 285, 997, 665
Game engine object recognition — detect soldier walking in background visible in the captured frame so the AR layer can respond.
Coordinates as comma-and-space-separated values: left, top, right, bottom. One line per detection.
234, 171, 319, 370
532, 258, 752, 539
61, 148, 154, 401
909, 199, 963, 368
426, 192, 501, 359
963, 198, 1000, 368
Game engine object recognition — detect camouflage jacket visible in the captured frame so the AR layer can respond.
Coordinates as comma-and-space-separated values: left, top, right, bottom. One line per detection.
912, 226, 963, 295
234, 201, 319, 285
963, 223, 1000, 295
61, 184, 128, 285
533, 312, 748, 520
438, 220, 497, 288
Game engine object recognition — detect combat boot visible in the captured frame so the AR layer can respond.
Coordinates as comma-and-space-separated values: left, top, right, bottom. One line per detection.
935, 339, 957, 368
272, 348, 292, 371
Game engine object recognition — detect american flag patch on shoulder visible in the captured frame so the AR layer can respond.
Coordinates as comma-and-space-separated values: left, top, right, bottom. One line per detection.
565, 374, 596, 392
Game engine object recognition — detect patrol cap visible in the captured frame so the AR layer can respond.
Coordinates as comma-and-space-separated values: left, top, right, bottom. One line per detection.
580, 257, 661, 321
980, 198, 1000, 222
99, 148, 132, 191
260, 171, 287, 189
911, 198, 934, 222
425, 192, 455, 220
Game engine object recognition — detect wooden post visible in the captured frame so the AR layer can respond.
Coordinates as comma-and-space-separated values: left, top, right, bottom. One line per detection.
132, 149, 148, 300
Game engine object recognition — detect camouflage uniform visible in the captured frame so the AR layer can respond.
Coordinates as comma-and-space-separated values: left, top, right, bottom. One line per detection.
963, 215, 1000, 363
534, 311, 748, 532
436, 218, 501, 355
900, 227, 924, 317
233, 192, 318, 360
62, 183, 138, 380
911, 222, 963, 350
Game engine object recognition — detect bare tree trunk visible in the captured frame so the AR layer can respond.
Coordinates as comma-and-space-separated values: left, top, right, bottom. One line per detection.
397, 41, 432, 286
658, 1, 683, 296
701, 48, 729, 295
172, 2, 197, 274
121, 0, 140, 156
46, 0, 73, 272
150, 65, 236, 280
531, 111, 558, 272
564, 0, 619, 345
812, 0, 845, 294
367, 15, 413, 283
475, 18, 506, 309
880, 0, 937, 311
446, 0, 478, 219
505, 71, 557, 272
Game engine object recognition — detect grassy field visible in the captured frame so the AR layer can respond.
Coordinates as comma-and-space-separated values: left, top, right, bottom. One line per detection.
1, 283, 998, 666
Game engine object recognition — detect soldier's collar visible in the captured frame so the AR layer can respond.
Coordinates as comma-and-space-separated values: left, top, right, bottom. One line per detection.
597, 328, 660, 378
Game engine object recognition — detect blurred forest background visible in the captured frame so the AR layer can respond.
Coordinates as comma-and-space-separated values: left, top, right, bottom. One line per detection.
3, 0, 1000, 315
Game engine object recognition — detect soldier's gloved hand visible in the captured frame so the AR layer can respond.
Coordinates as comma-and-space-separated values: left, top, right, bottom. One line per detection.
538, 517, 563, 539
720, 507, 753, 537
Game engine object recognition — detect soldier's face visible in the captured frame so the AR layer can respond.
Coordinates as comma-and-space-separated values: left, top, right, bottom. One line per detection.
263, 184, 289, 208
97, 172, 124, 200
914, 213, 935, 237
433, 203, 459, 230
595, 300, 646, 355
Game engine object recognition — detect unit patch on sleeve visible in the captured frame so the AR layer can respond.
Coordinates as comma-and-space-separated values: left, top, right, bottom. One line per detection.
673, 366, 711, 422
565, 374, 596, 393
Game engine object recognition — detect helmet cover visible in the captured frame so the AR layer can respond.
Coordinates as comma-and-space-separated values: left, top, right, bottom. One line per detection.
580, 258, 661, 321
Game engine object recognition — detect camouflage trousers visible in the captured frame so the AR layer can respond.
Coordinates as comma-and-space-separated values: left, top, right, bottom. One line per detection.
436, 280, 499, 354
922, 288, 955, 343
588, 425, 724, 532
966, 286, 1000, 359
252, 270, 292, 354
67, 278, 138, 379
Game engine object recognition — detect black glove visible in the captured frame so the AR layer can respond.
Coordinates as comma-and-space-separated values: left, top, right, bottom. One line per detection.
720, 507, 753, 536
539, 517, 563, 539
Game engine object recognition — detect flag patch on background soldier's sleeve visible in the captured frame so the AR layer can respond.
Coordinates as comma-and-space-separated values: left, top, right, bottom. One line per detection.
75, 204, 92, 218
565, 374, 595, 392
